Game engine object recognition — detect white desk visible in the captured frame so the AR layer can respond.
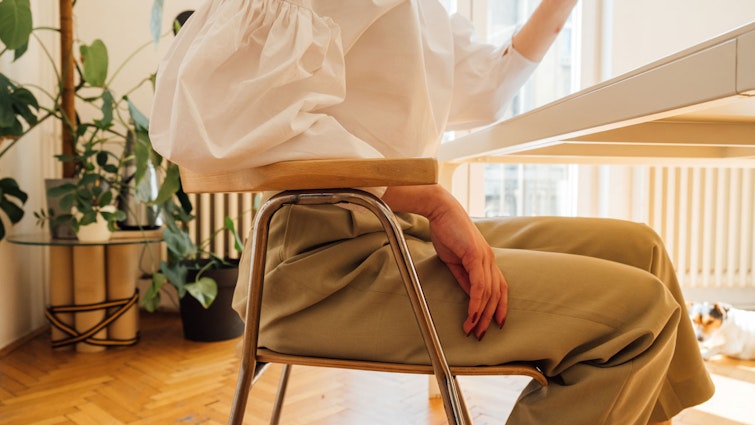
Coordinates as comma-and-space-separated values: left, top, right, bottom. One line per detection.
439, 21, 755, 167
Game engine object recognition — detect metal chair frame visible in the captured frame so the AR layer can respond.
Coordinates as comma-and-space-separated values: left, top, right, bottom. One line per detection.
228, 188, 546, 425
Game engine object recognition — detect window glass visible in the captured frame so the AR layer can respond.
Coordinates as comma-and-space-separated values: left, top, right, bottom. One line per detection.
482, 0, 579, 217
437, 0, 457, 14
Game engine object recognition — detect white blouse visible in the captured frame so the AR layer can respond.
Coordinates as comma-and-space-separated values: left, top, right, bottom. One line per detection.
149, 0, 537, 173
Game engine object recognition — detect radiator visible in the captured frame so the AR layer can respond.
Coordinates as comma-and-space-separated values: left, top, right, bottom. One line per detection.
648, 167, 755, 291
188, 192, 259, 261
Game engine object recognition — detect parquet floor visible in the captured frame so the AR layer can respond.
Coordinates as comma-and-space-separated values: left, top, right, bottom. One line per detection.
1, 311, 754, 425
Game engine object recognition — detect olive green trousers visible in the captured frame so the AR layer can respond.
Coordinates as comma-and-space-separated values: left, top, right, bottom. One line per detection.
233, 205, 715, 424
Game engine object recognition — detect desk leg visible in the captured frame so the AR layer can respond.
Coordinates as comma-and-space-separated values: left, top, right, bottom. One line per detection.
73, 246, 107, 353
106, 244, 140, 344
49, 246, 74, 351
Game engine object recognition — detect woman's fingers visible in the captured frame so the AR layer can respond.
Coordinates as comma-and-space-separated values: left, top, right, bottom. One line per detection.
495, 271, 509, 329
472, 260, 505, 340
463, 254, 508, 340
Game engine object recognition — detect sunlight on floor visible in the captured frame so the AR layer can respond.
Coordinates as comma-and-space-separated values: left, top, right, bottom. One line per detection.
680, 357, 755, 425
696, 373, 755, 424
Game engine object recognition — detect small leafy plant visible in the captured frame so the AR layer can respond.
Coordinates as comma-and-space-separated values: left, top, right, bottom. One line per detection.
141, 169, 246, 312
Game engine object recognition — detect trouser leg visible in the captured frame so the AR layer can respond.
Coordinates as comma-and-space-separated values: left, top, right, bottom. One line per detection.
475, 216, 715, 421
234, 207, 714, 423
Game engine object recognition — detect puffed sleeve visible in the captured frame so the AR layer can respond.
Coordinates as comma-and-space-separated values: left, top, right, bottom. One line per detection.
445, 13, 539, 131
149, 0, 383, 173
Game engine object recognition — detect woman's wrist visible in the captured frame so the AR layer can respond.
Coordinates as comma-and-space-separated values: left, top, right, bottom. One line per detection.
381, 184, 455, 219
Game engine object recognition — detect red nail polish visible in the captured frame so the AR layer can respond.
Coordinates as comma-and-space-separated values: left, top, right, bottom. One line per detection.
477, 330, 486, 342
498, 318, 506, 329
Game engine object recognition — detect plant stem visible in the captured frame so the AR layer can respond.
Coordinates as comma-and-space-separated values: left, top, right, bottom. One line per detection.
106, 33, 167, 87
60, 0, 76, 178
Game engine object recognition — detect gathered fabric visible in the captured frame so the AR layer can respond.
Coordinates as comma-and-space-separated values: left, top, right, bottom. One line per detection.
149, 0, 536, 173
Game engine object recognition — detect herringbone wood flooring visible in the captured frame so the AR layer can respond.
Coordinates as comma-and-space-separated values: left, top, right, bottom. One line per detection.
1, 311, 754, 424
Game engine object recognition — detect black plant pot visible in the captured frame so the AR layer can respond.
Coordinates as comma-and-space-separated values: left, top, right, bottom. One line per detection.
179, 260, 244, 342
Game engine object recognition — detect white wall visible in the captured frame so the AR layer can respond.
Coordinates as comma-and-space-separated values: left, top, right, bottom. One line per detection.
585, 1, 755, 307
609, 0, 755, 77
0, 4, 59, 351
0, 0, 205, 351
577, 1, 755, 221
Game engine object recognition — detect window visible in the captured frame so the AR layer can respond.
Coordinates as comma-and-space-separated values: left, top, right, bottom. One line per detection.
440, 1, 581, 217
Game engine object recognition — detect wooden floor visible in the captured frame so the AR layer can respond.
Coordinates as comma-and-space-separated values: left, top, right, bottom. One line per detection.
1, 311, 754, 425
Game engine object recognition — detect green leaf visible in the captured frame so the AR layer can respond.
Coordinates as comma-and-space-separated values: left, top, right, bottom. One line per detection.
94, 89, 114, 129
100, 208, 126, 223
0, 177, 27, 239
59, 193, 76, 210
160, 260, 188, 296
126, 97, 150, 132
78, 211, 98, 226
13, 87, 38, 123
151, 162, 181, 206
98, 190, 113, 207
78, 173, 98, 186
0, 177, 28, 203
0, 72, 39, 136
185, 276, 217, 309
150, 0, 165, 46
96, 151, 109, 167
0, 0, 32, 51
0, 94, 14, 128
79, 39, 109, 87
12, 40, 28, 60
132, 131, 150, 190
46, 182, 76, 198
162, 224, 196, 260
141, 273, 166, 312
0, 197, 24, 222
224, 216, 244, 253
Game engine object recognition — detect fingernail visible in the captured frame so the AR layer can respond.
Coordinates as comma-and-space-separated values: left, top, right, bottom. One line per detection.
477, 330, 487, 342
498, 318, 506, 329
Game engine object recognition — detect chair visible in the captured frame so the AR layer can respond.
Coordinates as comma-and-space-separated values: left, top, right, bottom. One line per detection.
179, 158, 547, 425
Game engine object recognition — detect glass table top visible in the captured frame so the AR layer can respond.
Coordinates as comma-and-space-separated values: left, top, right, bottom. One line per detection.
7, 230, 163, 247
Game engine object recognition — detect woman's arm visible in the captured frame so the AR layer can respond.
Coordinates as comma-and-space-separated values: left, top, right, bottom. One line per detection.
381, 184, 507, 340
512, 0, 578, 61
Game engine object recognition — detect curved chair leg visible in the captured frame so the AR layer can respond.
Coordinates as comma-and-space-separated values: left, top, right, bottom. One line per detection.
341, 190, 472, 425
229, 195, 283, 425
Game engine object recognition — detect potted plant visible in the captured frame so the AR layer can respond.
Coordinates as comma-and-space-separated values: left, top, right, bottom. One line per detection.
0, 0, 165, 240
127, 7, 250, 341
141, 164, 251, 341
2, 1, 240, 336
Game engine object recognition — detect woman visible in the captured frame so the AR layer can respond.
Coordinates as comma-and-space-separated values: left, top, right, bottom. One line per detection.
149, 0, 715, 423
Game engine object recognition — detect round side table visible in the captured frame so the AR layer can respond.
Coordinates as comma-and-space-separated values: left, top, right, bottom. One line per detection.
7, 231, 162, 353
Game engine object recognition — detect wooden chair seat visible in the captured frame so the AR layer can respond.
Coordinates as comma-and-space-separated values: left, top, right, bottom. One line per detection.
179, 158, 547, 425
179, 157, 439, 193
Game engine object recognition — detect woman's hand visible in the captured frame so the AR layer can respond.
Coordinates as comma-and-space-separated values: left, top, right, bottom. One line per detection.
382, 185, 508, 340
